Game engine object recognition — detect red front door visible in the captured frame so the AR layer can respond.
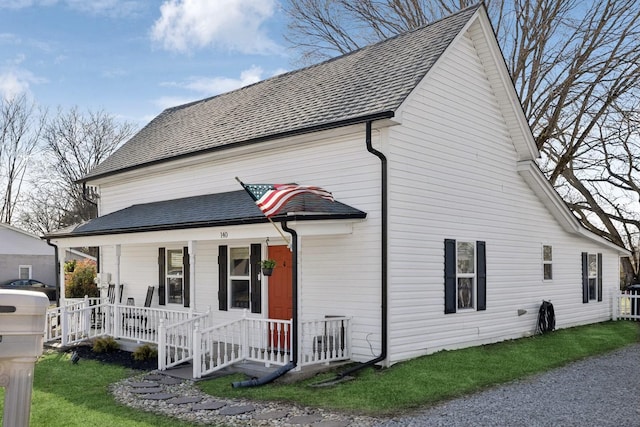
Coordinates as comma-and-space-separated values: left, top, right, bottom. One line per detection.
267, 245, 293, 349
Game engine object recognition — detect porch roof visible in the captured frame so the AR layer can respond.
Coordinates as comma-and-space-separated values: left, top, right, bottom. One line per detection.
45, 190, 366, 238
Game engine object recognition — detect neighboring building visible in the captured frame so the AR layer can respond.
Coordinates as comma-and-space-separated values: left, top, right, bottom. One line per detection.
46, 4, 629, 369
0, 223, 55, 286
64, 248, 97, 263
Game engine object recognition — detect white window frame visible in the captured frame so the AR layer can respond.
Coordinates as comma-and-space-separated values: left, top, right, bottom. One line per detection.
229, 246, 251, 309
18, 265, 32, 280
165, 248, 184, 305
542, 245, 553, 281
456, 241, 476, 310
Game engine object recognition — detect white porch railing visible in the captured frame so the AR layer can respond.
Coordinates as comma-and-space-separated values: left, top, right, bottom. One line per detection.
46, 297, 111, 345
299, 317, 351, 366
193, 315, 294, 379
614, 291, 640, 321
45, 300, 352, 378
157, 311, 211, 371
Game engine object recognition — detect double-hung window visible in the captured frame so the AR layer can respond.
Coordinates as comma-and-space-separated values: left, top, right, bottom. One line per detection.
166, 248, 184, 304
218, 244, 262, 313
229, 247, 250, 309
444, 239, 486, 313
542, 245, 553, 281
158, 246, 190, 307
581, 252, 602, 303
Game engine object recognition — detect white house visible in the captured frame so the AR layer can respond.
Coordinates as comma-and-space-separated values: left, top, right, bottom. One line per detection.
45, 4, 629, 375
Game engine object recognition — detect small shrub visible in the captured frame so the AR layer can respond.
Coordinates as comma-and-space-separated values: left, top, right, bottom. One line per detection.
92, 337, 120, 353
66, 259, 99, 298
132, 344, 158, 361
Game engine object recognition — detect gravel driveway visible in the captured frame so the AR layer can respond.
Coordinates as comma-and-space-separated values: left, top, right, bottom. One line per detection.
377, 343, 640, 427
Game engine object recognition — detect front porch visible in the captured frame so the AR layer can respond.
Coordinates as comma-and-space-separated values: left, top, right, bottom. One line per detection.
45, 298, 351, 379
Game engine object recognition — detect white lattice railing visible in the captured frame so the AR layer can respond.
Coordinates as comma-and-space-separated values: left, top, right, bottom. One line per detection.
614, 291, 640, 321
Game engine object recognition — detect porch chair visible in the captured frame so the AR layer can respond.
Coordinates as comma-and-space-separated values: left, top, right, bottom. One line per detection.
144, 286, 154, 307
123, 286, 155, 334
107, 284, 124, 304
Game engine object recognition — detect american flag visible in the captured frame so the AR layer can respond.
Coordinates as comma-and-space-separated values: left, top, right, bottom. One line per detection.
241, 183, 334, 218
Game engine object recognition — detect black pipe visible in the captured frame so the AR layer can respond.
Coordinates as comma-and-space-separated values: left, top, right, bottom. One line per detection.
46, 239, 61, 306
231, 362, 296, 388
281, 221, 298, 366
232, 221, 298, 388
336, 120, 388, 378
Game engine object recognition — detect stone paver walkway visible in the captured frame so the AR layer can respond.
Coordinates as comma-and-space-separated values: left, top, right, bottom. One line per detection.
111, 371, 377, 426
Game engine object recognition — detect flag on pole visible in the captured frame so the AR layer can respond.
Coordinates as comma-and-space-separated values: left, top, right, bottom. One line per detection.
238, 181, 334, 218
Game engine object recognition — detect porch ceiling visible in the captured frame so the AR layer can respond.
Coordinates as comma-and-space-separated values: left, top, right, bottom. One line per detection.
45, 190, 366, 238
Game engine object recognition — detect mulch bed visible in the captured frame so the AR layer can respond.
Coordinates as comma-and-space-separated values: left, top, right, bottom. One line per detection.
66, 344, 158, 371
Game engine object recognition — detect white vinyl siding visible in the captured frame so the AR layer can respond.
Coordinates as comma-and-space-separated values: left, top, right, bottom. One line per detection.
95, 131, 383, 362
385, 29, 620, 363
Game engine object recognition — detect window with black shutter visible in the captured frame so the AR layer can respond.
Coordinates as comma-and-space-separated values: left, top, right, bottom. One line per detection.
444, 239, 486, 313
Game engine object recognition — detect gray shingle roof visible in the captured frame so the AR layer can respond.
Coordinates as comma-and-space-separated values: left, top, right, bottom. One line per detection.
46, 190, 366, 237
84, 5, 480, 181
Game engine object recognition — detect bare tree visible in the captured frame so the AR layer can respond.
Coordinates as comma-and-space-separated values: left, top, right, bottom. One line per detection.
283, 0, 640, 283
21, 107, 135, 232
0, 94, 46, 223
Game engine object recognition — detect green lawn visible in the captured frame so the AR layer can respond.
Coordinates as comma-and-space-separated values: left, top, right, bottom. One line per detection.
198, 321, 640, 416
0, 321, 637, 425
0, 352, 201, 427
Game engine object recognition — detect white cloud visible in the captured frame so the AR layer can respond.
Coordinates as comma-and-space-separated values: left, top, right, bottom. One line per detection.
153, 95, 198, 111
150, 0, 281, 55
154, 65, 278, 111
184, 65, 264, 94
0, 56, 47, 100
0, 69, 41, 100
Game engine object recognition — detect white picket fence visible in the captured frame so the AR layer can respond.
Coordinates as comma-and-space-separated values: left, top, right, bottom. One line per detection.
614, 291, 640, 321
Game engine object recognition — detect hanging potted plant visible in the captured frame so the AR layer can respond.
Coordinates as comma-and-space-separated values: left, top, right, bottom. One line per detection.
260, 259, 276, 276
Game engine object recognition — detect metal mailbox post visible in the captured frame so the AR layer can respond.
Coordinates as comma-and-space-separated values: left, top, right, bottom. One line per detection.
0, 290, 49, 427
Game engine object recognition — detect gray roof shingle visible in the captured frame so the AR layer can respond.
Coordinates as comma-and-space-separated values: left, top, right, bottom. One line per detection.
47, 190, 366, 237
84, 5, 480, 181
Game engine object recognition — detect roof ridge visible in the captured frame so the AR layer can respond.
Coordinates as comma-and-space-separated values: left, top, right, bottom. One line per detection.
163, 3, 483, 115
84, 5, 481, 181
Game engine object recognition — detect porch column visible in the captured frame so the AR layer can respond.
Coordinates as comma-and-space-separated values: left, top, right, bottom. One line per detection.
114, 244, 121, 335
188, 240, 196, 314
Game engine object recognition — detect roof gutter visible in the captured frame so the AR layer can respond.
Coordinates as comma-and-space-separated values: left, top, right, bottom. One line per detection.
79, 112, 395, 184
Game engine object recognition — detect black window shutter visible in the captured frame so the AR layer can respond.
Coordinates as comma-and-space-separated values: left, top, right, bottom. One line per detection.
444, 239, 456, 314
581, 252, 588, 303
158, 247, 166, 305
597, 253, 603, 302
477, 241, 486, 311
183, 246, 190, 308
218, 245, 228, 311
250, 243, 261, 313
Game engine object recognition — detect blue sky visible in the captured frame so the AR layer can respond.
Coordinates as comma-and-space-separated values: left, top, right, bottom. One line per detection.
0, 0, 290, 125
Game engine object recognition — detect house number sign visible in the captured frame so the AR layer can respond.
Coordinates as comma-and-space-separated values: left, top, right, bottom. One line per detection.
220, 231, 228, 238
